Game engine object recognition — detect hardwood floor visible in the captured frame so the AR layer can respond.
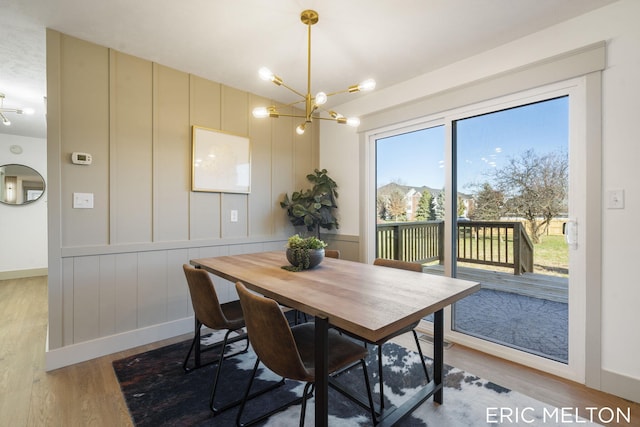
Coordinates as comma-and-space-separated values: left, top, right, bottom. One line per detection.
1, 276, 638, 426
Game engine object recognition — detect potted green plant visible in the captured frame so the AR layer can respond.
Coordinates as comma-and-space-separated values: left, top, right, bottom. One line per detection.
280, 169, 339, 239
284, 234, 327, 271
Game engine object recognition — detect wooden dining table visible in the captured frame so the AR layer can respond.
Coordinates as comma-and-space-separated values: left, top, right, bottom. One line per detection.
191, 251, 480, 426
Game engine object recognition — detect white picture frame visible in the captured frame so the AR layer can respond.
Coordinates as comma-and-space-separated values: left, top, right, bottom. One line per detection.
192, 126, 251, 194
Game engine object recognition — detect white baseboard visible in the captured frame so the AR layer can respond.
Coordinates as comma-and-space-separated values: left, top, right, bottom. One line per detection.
0, 268, 48, 280
601, 369, 640, 404
45, 317, 194, 371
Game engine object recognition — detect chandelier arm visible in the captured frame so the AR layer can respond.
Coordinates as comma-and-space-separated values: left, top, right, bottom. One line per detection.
315, 116, 344, 122
277, 98, 306, 108
273, 113, 308, 119
322, 88, 353, 98
277, 81, 307, 100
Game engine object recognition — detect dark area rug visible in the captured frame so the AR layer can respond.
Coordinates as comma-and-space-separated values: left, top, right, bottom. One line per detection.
113, 330, 599, 426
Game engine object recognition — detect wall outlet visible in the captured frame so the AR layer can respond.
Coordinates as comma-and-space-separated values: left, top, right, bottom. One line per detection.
230, 210, 238, 222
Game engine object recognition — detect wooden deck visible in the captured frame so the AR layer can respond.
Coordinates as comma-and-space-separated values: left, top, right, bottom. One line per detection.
423, 264, 568, 303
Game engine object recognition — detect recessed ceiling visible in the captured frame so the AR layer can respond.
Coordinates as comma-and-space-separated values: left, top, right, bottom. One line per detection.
0, 0, 617, 140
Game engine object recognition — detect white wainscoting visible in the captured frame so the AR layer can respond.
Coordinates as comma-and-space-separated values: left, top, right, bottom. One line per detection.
47, 239, 287, 370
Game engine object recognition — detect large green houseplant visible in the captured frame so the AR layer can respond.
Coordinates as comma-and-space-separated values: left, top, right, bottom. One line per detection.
280, 168, 339, 238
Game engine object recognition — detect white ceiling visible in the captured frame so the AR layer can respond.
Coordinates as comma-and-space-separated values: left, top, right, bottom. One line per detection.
0, 0, 617, 140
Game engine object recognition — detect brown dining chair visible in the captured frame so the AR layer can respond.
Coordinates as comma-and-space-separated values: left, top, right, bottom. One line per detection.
324, 249, 341, 259
370, 258, 430, 413
182, 264, 250, 414
235, 281, 377, 427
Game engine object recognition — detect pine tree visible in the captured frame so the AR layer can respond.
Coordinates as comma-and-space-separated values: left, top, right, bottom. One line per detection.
415, 191, 433, 220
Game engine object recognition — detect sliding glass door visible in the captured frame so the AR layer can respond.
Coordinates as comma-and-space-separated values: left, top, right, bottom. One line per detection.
367, 78, 589, 381
452, 97, 570, 363
375, 124, 445, 284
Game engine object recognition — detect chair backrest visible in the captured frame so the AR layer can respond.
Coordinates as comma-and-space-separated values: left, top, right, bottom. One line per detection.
325, 249, 341, 259
183, 264, 232, 329
235, 282, 311, 382
373, 258, 423, 272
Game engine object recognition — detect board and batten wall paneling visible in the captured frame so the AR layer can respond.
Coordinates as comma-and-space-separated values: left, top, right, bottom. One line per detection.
114, 252, 138, 333
220, 86, 249, 239
72, 256, 101, 343
59, 35, 110, 247
221, 194, 248, 238
248, 94, 274, 236
62, 250, 193, 345
110, 51, 153, 244
189, 75, 222, 240
137, 250, 169, 327
272, 107, 296, 236
167, 249, 191, 320
98, 254, 116, 337
46, 30, 319, 363
190, 75, 221, 130
153, 64, 190, 242
221, 85, 249, 135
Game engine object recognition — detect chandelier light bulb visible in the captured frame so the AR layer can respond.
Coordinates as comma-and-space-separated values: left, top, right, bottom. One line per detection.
296, 123, 306, 135
358, 79, 376, 92
252, 107, 269, 118
315, 92, 327, 106
258, 67, 274, 81
346, 117, 361, 127
21, 108, 35, 115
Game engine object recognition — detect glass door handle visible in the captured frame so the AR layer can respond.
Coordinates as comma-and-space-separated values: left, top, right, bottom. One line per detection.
564, 219, 578, 250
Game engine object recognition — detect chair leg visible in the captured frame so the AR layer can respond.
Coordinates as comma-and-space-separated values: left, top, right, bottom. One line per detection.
236, 358, 261, 427
184, 324, 249, 373
182, 320, 203, 372
359, 358, 378, 425
412, 330, 430, 382
210, 329, 233, 413
237, 358, 311, 427
209, 329, 268, 415
298, 382, 314, 427
375, 334, 428, 415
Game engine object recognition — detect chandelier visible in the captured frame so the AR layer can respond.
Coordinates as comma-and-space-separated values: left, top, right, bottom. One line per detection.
252, 10, 375, 135
0, 93, 34, 126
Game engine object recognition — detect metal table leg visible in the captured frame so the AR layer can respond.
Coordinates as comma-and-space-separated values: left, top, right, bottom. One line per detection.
315, 315, 329, 427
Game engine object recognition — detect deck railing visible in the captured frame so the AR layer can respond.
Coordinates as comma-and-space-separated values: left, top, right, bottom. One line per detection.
377, 220, 534, 275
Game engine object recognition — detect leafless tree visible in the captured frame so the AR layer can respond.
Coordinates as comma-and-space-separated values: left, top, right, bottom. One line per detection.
490, 149, 568, 243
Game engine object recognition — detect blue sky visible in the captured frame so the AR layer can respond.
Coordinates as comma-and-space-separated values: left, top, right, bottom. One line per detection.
376, 96, 568, 191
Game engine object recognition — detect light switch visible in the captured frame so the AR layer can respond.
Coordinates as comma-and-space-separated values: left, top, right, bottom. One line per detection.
607, 189, 624, 209
73, 192, 94, 209
230, 210, 238, 222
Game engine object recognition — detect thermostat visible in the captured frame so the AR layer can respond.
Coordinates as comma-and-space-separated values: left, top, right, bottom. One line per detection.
71, 152, 92, 165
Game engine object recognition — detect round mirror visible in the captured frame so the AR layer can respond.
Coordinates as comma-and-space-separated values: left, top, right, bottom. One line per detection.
0, 164, 46, 205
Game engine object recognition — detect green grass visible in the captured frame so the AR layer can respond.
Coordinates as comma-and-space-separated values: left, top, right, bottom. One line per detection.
533, 234, 568, 276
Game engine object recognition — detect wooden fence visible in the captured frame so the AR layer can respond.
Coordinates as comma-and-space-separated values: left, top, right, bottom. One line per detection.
377, 220, 534, 275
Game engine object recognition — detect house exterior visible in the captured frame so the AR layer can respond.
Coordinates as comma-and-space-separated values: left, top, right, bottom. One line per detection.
376, 182, 473, 221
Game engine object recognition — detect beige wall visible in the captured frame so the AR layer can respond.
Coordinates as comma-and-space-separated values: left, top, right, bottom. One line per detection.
46, 30, 318, 367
